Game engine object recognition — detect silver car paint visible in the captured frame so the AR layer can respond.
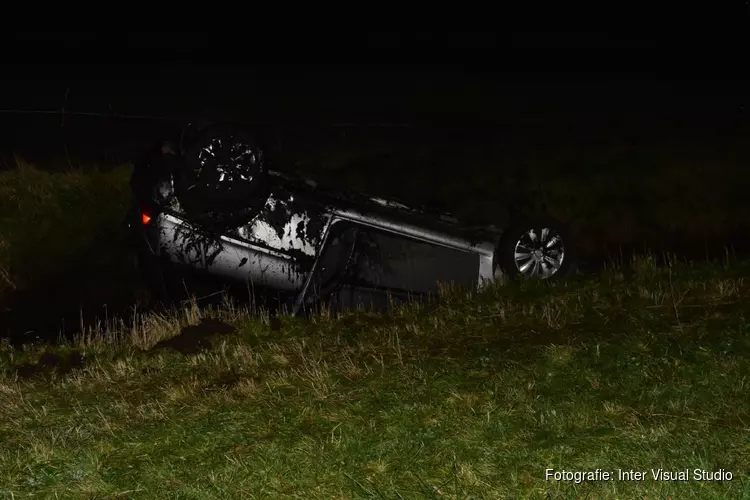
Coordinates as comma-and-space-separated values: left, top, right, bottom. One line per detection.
155, 193, 498, 295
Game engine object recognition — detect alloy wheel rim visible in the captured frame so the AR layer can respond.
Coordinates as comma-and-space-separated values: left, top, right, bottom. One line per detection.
513, 227, 565, 278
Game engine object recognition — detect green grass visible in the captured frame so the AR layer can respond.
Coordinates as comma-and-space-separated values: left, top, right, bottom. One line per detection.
1, 256, 750, 498
2, 147, 750, 497
0, 159, 135, 304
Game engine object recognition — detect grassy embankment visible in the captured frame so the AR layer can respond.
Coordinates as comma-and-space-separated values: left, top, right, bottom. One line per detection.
1, 256, 749, 498
1, 147, 750, 497
3, 129, 750, 311
0, 159, 138, 310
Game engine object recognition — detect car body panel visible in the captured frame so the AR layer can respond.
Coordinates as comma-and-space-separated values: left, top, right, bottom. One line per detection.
134, 148, 503, 310
155, 194, 497, 297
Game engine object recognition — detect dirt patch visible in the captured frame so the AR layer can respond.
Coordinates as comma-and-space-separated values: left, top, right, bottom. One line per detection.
269, 315, 282, 332
149, 318, 236, 355
204, 370, 264, 391
13, 350, 87, 379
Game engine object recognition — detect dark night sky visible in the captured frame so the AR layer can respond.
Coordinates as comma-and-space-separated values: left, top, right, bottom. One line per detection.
1, 28, 749, 164
3, 29, 749, 111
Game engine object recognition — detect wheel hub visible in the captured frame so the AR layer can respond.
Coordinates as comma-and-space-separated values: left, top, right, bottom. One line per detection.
512, 227, 565, 278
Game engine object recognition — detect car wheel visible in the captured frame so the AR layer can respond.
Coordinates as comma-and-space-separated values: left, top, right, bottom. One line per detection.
495, 216, 574, 280
175, 124, 270, 232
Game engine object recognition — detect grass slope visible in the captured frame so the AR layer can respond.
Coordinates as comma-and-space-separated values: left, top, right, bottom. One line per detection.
3, 147, 750, 344
0, 159, 135, 303
1, 256, 749, 498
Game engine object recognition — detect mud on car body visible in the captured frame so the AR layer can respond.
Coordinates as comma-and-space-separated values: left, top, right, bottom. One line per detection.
129, 124, 574, 313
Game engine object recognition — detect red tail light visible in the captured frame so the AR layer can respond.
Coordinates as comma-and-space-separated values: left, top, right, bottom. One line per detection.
141, 212, 152, 225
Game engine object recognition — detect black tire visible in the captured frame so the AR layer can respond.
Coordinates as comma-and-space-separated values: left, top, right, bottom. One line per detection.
174, 124, 270, 232
495, 215, 575, 280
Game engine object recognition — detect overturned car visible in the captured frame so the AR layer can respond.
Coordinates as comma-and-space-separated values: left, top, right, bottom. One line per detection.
129, 124, 574, 313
